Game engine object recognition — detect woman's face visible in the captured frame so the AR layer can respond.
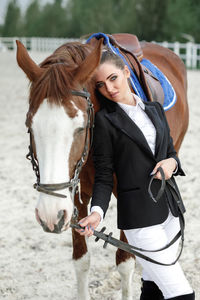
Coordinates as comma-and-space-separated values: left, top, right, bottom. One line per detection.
94, 62, 131, 103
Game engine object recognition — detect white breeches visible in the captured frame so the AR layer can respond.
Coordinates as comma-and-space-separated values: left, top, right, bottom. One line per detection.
124, 211, 193, 299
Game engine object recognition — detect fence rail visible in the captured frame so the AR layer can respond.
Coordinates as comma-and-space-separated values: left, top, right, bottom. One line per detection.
156, 41, 200, 69
0, 37, 80, 52
1, 37, 200, 69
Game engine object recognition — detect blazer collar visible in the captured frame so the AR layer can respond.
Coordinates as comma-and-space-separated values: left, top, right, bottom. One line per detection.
144, 103, 164, 158
104, 100, 164, 160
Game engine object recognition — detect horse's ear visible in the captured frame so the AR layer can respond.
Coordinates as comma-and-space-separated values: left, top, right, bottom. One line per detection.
16, 40, 44, 82
73, 39, 103, 84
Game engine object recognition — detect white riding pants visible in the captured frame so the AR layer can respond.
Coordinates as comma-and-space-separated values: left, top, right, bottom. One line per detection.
124, 211, 193, 299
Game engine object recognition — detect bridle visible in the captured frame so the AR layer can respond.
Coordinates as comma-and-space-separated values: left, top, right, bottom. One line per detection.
26, 89, 94, 209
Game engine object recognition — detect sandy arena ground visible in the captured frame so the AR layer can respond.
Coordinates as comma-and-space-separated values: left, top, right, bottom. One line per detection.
0, 50, 199, 300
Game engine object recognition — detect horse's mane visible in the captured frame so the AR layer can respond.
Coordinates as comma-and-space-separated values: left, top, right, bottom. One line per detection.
28, 42, 92, 116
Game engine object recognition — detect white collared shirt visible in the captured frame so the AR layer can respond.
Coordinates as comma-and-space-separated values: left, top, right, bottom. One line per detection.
91, 95, 157, 221
118, 94, 156, 155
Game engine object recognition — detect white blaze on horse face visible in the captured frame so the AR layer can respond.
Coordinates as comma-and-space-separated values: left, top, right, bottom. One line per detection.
32, 99, 84, 231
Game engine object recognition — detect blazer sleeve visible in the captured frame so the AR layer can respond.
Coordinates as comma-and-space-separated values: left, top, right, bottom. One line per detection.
91, 111, 114, 217
155, 102, 185, 176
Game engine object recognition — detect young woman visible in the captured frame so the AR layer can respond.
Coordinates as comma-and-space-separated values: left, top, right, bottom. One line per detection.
76, 49, 195, 300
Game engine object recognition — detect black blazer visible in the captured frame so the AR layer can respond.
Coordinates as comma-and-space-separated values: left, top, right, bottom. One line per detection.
91, 99, 185, 230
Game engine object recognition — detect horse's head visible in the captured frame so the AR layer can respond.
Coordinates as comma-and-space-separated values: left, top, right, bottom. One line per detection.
16, 39, 102, 233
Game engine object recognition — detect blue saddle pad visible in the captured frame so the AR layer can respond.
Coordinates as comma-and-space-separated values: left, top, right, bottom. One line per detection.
141, 59, 176, 111
86, 33, 176, 111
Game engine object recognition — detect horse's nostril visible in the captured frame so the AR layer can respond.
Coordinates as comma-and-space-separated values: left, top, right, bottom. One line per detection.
57, 210, 66, 230
57, 210, 64, 220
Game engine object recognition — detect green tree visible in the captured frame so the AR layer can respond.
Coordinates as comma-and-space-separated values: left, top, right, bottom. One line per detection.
66, 0, 138, 37
2, 0, 199, 42
24, 0, 41, 37
163, 0, 195, 42
2, 0, 23, 36
37, 0, 68, 37
183, 0, 200, 43
0, 25, 3, 35
134, 0, 168, 41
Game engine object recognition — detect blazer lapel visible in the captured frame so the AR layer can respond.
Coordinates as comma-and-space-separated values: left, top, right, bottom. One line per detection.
105, 104, 156, 160
144, 103, 164, 158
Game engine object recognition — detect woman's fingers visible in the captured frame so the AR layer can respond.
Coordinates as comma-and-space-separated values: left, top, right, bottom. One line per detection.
75, 212, 101, 237
80, 225, 95, 237
153, 166, 168, 180
83, 225, 94, 237
152, 158, 176, 180
77, 224, 94, 236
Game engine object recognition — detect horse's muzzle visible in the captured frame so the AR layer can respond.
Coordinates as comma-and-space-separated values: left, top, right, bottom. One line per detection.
35, 209, 69, 234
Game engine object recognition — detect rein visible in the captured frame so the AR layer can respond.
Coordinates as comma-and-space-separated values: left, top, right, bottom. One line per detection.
26, 89, 94, 203
72, 167, 185, 266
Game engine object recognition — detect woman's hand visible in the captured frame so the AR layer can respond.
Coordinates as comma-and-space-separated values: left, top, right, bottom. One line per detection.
75, 212, 101, 237
152, 158, 177, 180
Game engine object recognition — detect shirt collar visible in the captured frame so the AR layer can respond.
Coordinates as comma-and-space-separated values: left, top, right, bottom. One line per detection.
134, 94, 145, 110
118, 94, 145, 112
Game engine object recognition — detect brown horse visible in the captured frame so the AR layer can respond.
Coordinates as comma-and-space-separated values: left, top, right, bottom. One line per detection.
16, 34, 188, 300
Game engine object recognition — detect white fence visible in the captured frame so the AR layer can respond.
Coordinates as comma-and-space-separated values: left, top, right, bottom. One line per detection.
0, 37, 80, 52
157, 41, 200, 69
1, 37, 200, 69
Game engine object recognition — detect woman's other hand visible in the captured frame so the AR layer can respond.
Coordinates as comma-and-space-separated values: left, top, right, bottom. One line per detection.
151, 158, 177, 180
75, 212, 101, 237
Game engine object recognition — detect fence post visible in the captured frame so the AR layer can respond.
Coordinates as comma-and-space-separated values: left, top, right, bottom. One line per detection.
31, 38, 35, 51
174, 42, 180, 56
13, 37, 17, 51
186, 42, 192, 68
192, 43, 197, 69
162, 41, 169, 49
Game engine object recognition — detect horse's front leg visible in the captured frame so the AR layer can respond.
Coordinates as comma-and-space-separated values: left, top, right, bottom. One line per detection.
72, 195, 90, 300
116, 230, 136, 300
72, 230, 90, 300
